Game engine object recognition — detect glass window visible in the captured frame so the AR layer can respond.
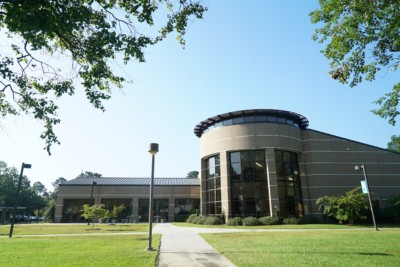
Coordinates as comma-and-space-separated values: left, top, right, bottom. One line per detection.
233, 117, 244, 124
62, 199, 89, 223
278, 117, 286, 123
214, 122, 223, 128
244, 116, 255, 122
255, 115, 266, 122
175, 198, 200, 222
223, 119, 233, 126
275, 150, 303, 218
229, 150, 269, 217
230, 152, 241, 163
206, 155, 221, 216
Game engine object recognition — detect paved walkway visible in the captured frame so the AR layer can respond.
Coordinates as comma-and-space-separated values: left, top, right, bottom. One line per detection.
153, 223, 236, 267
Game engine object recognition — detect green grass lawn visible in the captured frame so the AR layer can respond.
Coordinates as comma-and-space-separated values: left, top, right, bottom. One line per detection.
201, 229, 400, 267
0, 223, 149, 236
172, 222, 371, 229
0, 234, 160, 267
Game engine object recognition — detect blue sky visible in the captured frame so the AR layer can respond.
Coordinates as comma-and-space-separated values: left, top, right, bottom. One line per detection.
1, 1, 398, 190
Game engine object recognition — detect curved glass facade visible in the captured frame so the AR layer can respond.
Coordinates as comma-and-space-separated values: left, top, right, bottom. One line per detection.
229, 150, 270, 217
206, 155, 221, 215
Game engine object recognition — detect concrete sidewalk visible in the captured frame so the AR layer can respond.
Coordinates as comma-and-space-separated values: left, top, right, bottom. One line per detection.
153, 223, 236, 267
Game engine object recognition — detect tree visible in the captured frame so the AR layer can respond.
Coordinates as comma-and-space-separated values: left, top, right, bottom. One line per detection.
107, 204, 126, 223
0, 161, 47, 214
81, 204, 108, 229
310, 1, 400, 125
316, 187, 369, 225
44, 177, 67, 222
32, 181, 48, 197
186, 171, 199, 178
52, 177, 67, 190
383, 195, 400, 223
387, 135, 400, 152
0, 1, 207, 154
78, 171, 102, 178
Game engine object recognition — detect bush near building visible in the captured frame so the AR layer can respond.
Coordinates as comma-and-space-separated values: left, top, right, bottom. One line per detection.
316, 187, 369, 225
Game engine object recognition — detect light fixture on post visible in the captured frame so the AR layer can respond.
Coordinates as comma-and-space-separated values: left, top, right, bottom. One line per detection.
147, 143, 159, 251
88, 181, 97, 225
355, 164, 378, 231
9, 163, 32, 238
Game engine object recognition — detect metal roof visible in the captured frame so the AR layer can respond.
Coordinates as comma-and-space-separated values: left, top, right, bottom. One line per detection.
194, 109, 309, 137
60, 177, 200, 186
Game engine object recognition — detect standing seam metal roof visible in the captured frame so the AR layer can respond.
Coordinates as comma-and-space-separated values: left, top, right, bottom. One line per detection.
60, 177, 200, 186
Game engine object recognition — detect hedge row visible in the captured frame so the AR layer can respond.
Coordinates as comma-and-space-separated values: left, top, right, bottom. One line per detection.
187, 214, 315, 226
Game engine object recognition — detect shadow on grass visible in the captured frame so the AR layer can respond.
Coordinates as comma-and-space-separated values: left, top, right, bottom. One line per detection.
220, 251, 393, 257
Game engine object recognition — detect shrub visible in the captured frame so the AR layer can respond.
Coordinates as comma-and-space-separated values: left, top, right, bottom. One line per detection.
196, 216, 207, 224
316, 187, 369, 224
300, 214, 320, 224
259, 216, 281, 225
242, 217, 261, 226
187, 214, 198, 224
383, 195, 400, 223
227, 217, 243, 226
177, 211, 196, 222
205, 216, 223, 225
283, 217, 301, 224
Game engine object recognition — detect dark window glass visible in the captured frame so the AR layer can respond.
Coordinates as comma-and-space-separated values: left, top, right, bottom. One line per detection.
278, 117, 286, 123
274, 150, 303, 218
62, 199, 89, 223
244, 116, 255, 122
206, 155, 221, 216
255, 115, 266, 122
233, 117, 244, 124
229, 150, 269, 217
174, 198, 200, 222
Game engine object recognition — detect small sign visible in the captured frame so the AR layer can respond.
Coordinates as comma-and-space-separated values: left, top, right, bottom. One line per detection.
361, 180, 368, 194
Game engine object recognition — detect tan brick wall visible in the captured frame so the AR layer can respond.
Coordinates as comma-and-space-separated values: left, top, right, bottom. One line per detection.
199, 123, 400, 219
55, 185, 200, 223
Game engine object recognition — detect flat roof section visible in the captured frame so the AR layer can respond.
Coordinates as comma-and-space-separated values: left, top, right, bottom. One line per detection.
194, 109, 309, 138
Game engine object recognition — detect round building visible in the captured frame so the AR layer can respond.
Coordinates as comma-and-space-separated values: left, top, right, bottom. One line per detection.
194, 109, 400, 221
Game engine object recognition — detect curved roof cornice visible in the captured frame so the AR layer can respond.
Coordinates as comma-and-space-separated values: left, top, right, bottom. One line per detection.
194, 109, 309, 138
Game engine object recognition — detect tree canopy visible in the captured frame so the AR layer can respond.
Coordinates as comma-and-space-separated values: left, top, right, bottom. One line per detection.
78, 171, 102, 178
186, 170, 199, 178
0, 0, 206, 154
0, 161, 47, 213
387, 135, 400, 152
310, 1, 400, 125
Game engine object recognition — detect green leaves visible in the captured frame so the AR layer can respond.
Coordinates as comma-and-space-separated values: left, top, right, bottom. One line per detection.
386, 134, 400, 152
316, 187, 369, 224
0, 0, 207, 154
372, 83, 400, 126
311, 0, 400, 125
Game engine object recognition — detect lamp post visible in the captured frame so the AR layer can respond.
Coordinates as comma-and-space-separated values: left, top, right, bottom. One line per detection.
355, 164, 378, 231
9, 162, 32, 238
87, 181, 97, 225
147, 143, 159, 251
